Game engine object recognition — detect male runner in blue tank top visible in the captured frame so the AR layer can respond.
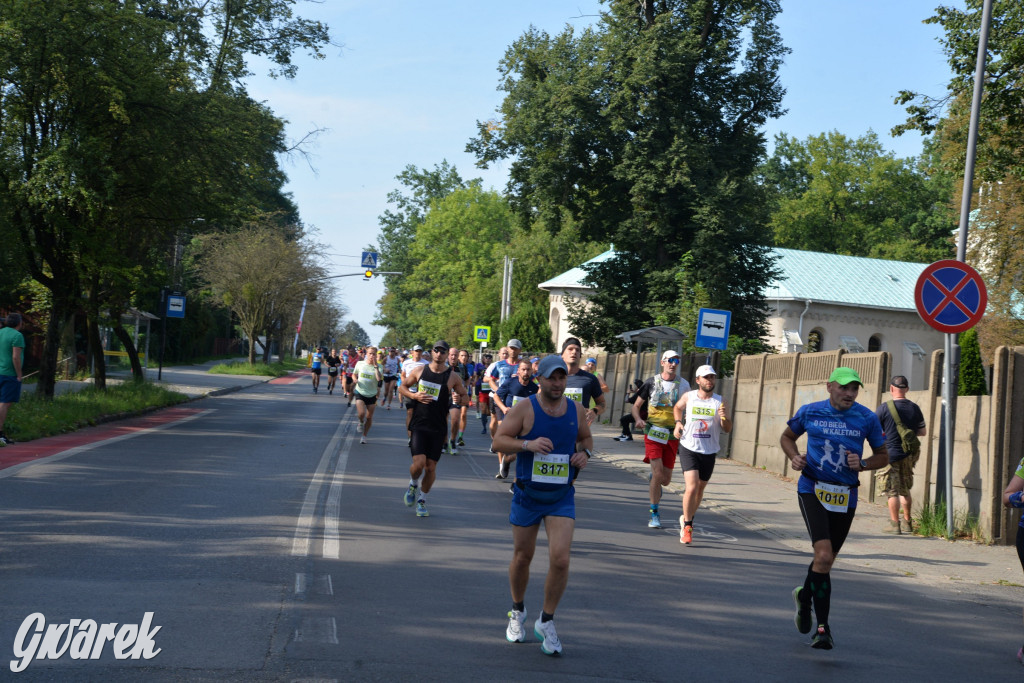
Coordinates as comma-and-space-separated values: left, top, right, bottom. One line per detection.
780, 367, 888, 650
493, 354, 593, 657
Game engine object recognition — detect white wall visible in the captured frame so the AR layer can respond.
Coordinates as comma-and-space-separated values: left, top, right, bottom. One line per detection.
765, 301, 944, 385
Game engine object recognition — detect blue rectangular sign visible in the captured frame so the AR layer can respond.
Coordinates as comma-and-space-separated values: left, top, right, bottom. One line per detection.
361, 251, 379, 268
166, 295, 186, 319
695, 308, 731, 350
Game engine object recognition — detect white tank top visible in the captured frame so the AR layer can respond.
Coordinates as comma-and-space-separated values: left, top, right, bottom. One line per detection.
679, 391, 723, 454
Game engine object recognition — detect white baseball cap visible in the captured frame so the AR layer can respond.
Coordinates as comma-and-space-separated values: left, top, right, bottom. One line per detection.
695, 364, 717, 377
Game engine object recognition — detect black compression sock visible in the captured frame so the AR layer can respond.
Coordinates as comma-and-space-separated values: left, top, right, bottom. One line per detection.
541, 611, 554, 623
512, 601, 525, 612
804, 567, 831, 625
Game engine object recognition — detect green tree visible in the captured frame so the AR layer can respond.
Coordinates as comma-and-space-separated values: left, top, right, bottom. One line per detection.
401, 185, 514, 344
198, 224, 327, 364
0, 0, 330, 395
468, 0, 788, 347
958, 327, 987, 396
760, 131, 955, 262
373, 162, 472, 343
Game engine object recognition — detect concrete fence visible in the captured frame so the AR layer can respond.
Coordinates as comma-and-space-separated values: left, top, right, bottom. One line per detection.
728, 346, 1024, 545
592, 346, 1024, 544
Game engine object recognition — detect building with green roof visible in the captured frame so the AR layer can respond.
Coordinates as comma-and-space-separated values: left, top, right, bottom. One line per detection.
538, 247, 946, 387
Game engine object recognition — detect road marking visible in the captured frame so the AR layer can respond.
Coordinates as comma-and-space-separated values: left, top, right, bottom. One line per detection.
295, 573, 334, 595
322, 428, 356, 559
0, 409, 213, 479
291, 413, 351, 557
293, 617, 338, 644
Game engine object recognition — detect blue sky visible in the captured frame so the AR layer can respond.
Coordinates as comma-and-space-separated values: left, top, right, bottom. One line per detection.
246, 1, 962, 345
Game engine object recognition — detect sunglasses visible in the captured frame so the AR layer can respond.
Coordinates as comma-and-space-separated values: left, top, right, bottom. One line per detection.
665, 358, 680, 365
433, 347, 448, 353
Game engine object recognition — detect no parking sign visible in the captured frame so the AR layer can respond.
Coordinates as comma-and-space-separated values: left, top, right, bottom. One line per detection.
914, 260, 987, 333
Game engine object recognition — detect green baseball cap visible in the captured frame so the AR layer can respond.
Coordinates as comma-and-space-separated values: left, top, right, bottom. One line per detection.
828, 367, 862, 386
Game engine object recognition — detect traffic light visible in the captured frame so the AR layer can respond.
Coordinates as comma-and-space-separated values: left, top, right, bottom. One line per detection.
363, 269, 374, 280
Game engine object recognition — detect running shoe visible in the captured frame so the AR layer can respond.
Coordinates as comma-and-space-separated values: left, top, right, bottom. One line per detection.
648, 512, 662, 529
360, 436, 366, 445
0, 434, 12, 446
508, 481, 515, 494
446, 442, 453, 456
534, 618, 562, 656
792, 587, 812, 634
357, 420, 363, 433
329, 388, 333, 395
500, 460, 510, 479
404, 485, 417, 507
612, 434, 633, 441
450, 441, 458, 455
416, 500, 429, 517
506, 609, 527, 643
811, 624, 833, 650
457, 436, 465, 447
681, 525, 693, 545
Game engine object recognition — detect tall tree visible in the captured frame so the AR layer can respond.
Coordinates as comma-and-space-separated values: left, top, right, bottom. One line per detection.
373, 162, 471, 344
895, 1, 1024, 355
760, 131, 956, 262
468, 0, 787, 347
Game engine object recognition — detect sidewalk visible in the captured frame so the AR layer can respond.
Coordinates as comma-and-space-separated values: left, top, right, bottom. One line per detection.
56, 358, 280, 399
589, 419, 1024, 604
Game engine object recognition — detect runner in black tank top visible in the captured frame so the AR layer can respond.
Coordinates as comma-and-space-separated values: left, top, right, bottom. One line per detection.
400, 341, 469, 518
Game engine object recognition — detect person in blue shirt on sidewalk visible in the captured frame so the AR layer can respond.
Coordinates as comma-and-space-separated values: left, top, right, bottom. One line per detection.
779, 366, 888, 650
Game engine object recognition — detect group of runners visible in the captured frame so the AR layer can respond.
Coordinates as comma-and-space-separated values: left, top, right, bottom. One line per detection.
308, 337, 904, 658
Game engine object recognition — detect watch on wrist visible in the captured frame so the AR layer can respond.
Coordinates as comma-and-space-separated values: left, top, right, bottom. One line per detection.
522, 440, 530, 451
859, 458, 868, 471
583, 448, 593, 459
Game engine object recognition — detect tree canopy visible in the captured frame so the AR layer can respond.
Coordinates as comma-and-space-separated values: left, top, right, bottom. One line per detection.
467, 0, 788, 348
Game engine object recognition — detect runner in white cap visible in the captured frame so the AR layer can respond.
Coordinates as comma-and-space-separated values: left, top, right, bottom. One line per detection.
673, 364, 732, 544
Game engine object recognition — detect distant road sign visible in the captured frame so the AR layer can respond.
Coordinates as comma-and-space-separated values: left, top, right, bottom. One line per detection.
166, 295, 186, 319
695, 308, 731, 350
914, 260, 987, 334
474, 326, 491, 343
361, 251, 378, 268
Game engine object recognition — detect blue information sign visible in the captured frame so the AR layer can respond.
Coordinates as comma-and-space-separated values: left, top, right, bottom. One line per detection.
361, 251, 379, 268
695, 308, 731, 350
166, 295, 186, 319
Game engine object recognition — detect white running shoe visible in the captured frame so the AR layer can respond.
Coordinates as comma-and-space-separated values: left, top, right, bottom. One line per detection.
534, 618, 562, 655
360, 436, 366, 444
357, 420, 363, 433
506, 609, 527, 643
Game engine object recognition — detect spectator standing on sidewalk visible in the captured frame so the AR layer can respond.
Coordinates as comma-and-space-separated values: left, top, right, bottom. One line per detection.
673, 364, 732, 545
614, 379, 645, 441
0, 313, 25, 446
875, 375, 926, 535
632, 350, 690, 529
780, 367, 888, 650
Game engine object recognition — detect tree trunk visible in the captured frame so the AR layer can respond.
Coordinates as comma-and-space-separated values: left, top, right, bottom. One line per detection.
112, 323, 144, 379
35, 300, 66, 398
88, 318, 107, 390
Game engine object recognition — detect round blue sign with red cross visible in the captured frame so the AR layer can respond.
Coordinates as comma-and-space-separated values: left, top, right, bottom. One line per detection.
914, 260, 987, 334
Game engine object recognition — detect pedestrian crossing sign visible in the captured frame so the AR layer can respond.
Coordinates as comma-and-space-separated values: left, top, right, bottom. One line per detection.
361, 251, 378, 268
474, 326, 491, 342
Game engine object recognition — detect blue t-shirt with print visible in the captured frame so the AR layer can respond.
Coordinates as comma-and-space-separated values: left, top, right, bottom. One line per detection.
787, 399, 885, 508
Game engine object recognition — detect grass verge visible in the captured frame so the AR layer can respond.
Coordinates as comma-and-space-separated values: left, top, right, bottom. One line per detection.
3, 380, 189, 443
207, 359, 302, 377
915, 499, 988, 543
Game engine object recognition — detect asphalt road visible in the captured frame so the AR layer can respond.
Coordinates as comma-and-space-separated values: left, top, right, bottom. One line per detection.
0, 379, 1018, 681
